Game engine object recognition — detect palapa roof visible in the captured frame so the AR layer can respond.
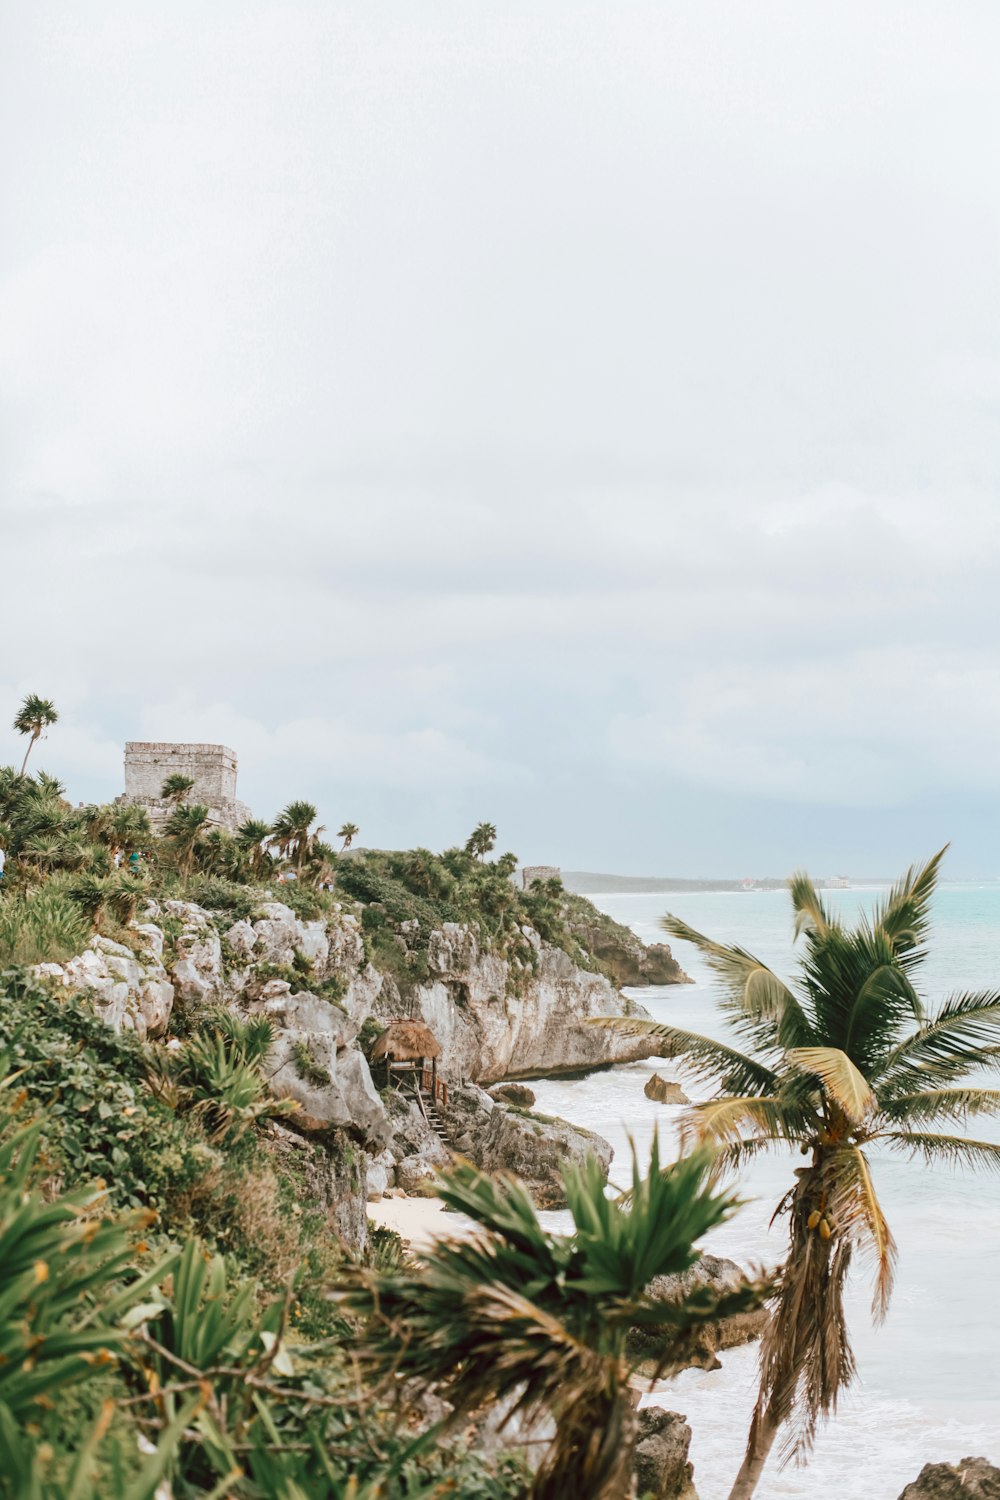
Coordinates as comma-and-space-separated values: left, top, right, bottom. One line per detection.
369, 1019, 442, 1063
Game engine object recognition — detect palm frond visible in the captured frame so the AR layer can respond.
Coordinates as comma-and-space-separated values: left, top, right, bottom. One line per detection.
587, 1017, 778, 1095
788, 871, 834, 941
786, 1046, 874, 1123
661, 915, 814, 1050
827, 1145, 896, 1321
878, 1087, 1000, 1128
881, 1131, 1000, 1174
871, 846, 947, 959
679, 1096, 810, 1152
876, 990, 1000, 1094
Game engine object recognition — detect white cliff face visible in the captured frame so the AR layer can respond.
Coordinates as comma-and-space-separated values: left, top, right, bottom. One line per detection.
32, 902, 655, 1142
405, 922, 656, 1082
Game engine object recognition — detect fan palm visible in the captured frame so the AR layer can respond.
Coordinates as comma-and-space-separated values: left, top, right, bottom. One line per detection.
164, 803, 210, 879
13, 695, 58, 775
237, 818, 274, 878
161, 772, 195, 806
592, 849, 1000, 1498
342, 1140, 765, 1500
337, 821, 359, 851
464, 821, 497, 861
270, 800, 325, 872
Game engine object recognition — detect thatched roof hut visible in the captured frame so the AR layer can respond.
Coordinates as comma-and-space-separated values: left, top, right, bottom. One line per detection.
369, 1019, 442, 1064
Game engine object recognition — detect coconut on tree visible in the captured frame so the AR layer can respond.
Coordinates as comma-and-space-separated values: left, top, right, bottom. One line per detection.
593, 850, 1000, 1499
13, 695, 58, 775
464, 821, 497, 861
337, 822, 359, 851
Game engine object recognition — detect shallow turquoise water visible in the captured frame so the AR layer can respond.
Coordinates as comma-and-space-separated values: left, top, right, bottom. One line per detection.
531, 884, 1000, 1497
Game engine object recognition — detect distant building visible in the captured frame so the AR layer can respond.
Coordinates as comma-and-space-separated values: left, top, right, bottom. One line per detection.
830, 875, 850, 889
521, 864, 561, 890
121, 742, 252, 832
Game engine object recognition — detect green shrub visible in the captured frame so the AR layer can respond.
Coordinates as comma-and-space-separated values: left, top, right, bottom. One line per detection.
0, 889, 89, 965
183, 874, 257, 921
0, 972, 209, 1212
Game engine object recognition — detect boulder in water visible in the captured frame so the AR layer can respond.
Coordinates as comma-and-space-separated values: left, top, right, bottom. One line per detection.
489, 1082, 537, 1107
644, 1073, 690, 1105
897, 1460, 1000, 1500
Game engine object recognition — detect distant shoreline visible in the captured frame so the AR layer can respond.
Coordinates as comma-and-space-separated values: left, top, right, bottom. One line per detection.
561, 871, 893, 895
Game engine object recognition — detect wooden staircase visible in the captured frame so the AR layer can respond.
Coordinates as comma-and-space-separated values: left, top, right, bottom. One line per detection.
416, 1086, 452, 1151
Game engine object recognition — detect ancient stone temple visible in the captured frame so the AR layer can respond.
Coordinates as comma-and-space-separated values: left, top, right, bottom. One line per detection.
521, 864, 562, 890
122, 742, 252, 832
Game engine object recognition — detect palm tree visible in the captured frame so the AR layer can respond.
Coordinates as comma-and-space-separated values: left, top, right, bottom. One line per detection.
593, 850, 1000, 1499
337, 821, 359, 851
343, 1140, 764, 1500
236, 819, 274, 879
270, 801, 325, 872
161, 773, 195, 806
13, 696, 58, 775
165, 803, 210, 879
464, 821, 497, 861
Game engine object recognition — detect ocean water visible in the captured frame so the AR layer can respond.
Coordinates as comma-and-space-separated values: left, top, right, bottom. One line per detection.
530, 884, 1000, 1499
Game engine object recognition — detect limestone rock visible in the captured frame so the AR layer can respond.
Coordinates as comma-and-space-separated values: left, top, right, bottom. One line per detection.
898, 1460, 1000, 1500
629, 1254, 767, 1368
442, 1083, 613, 1209
633, 1407, 698, 1500
644, 1074, 691, 1105
266, 1032, 389, 1149
33, 935, 175, 1041
489, 1082, 537, 1107
365, 1148, 395, 1200
411, 927, 661, 1082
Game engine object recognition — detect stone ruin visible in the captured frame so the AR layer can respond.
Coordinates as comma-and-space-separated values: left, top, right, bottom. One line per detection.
521, 864, 562, 890
121, 742, 252, 832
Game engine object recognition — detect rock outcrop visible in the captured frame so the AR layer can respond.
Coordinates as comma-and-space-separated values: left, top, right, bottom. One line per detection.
410, 923, 660, 1081
644, 1074, 691, 1105
562, 900, 693, 988
442, 1083, 613, 1208
34, 931, 173, 1041
634, 1407, 698, 1500
898, 1460, 1000, 1500
628, 1254, 767, 1369
489, 1082, 537, 1107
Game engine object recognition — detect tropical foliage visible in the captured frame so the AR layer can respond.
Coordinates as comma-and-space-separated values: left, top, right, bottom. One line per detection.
593, 850, 1000, 1498
12, 694, 59, 775
343, 1140, 765, 1500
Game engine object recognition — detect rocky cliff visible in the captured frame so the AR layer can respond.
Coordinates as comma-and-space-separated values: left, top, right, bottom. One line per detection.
33, 892, 665, 1215
898, 1460, 1000, 1500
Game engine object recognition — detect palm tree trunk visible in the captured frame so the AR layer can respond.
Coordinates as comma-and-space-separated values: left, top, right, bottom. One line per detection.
20, 731, 39, 775
727, 1408, 780, 1500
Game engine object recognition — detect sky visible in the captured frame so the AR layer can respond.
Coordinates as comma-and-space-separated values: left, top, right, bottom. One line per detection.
3, 2, 1000, 878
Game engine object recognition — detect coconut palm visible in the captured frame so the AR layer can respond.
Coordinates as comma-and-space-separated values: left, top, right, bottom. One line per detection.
165, 803, 210, 879
161, 773, 195, 806
464, 821, 497, 861
337, 821, 359, 851
13, 695, 58, 775
592, 850, 1000, 1499
342, 1140, 764, 1500
270, 801, 325, 872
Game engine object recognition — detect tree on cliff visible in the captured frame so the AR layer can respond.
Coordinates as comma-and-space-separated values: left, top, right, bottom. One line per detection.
165, 803, 210, 879
337, 821, 359, 851
13, 694, 58, 775
161, 773, 196, 806
593, 849, 1000, 1500
343, 1141, 765, 1500
270, 801, 325, 872
236, 818, 274, 878
465, 821, 497, 861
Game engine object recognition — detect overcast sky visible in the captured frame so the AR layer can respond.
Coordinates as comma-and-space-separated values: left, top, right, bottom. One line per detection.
3, 2, 1000, 877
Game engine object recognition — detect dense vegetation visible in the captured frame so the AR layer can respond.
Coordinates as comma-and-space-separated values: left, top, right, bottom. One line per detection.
1, 705, 754, 1497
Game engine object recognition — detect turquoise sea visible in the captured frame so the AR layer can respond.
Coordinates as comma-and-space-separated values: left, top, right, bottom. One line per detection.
531, 884, 1000, 1499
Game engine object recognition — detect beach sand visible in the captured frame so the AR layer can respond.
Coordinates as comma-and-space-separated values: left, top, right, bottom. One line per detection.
367, 1194, 465, 1251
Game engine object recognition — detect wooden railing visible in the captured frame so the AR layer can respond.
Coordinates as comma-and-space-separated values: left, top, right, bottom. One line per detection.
420, 1068, 448, 1106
